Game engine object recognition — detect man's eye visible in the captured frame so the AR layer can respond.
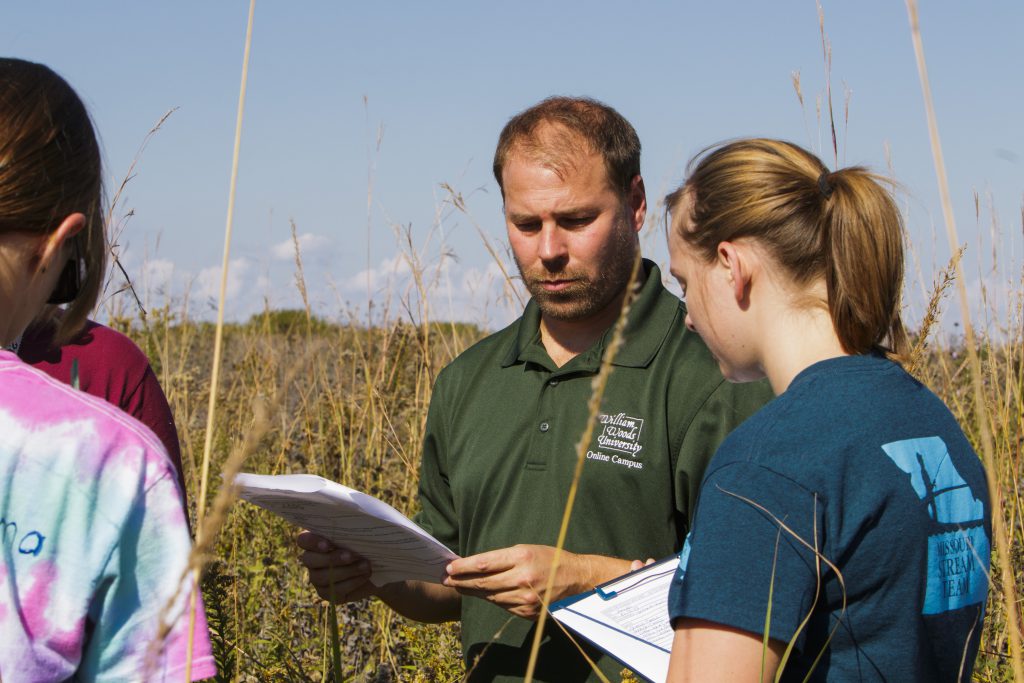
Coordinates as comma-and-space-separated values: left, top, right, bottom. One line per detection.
515, 221, 541, 232
562, 216, 593, 228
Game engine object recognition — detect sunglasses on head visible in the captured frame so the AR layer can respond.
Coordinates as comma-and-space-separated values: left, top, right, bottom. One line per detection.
47, 238, 85, 305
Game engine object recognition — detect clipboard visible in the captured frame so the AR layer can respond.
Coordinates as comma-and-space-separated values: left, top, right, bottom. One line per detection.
550, 554, 679, 682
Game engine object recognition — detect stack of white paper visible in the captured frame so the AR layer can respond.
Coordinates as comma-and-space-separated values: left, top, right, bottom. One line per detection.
234, 473, 458, 586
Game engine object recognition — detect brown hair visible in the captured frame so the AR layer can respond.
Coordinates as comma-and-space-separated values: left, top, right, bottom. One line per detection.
492, 96, 641, 199
666, 138, 909, 360
0, 58, 106, 344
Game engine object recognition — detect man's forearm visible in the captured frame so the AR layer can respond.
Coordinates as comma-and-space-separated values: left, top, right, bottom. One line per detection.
444, 545, 643, 620
375, 580, 462, 623
574, 553, 635, 592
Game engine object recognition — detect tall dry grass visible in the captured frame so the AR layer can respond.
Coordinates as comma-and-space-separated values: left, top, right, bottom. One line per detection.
91, 4, 1021, 680
113, 303, 477, 681
104, 190, 1023, 682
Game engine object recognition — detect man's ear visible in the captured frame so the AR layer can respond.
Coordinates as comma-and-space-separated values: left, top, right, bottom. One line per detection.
716, 241, 751, 304
628, 175, 647, 233
35, 213, 86, 273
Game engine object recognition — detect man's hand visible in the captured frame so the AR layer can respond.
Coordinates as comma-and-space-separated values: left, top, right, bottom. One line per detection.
297, 531, 376, 604
297, 531, 462, 622
442, 544, 632, 620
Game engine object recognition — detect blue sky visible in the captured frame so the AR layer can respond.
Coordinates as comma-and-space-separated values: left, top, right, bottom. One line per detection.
2, 2, 1021, 332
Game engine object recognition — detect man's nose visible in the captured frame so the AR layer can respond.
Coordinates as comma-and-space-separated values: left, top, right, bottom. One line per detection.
538, 225, 568, 264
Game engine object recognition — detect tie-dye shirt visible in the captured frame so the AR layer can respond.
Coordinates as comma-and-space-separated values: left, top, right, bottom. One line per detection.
0, 350, 217, 682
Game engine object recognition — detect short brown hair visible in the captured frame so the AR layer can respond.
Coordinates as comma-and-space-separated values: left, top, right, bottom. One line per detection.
666, 138, 908, 360
492, 96, 641, 199
0, 58, 105, 344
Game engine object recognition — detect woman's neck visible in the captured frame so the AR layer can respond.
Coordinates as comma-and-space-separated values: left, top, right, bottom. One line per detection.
0, 233, 46, 348
758, 300, 848, 395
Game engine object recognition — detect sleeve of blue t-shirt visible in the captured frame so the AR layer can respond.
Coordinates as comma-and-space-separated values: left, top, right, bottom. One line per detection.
668, 461, 827, 651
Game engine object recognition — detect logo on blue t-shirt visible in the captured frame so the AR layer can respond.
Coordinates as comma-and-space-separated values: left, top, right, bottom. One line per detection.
881, 436, 989, 615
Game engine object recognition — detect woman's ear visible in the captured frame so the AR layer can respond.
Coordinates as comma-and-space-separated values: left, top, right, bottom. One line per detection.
35, 213, 86, 273
716, 241, 752, 304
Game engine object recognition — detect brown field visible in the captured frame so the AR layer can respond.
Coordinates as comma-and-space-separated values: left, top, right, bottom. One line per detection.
105, 7, 1021, 678
110, 234, 1022, 681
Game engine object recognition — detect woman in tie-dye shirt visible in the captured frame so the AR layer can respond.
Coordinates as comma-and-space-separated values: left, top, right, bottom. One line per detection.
0, 58, 216, 681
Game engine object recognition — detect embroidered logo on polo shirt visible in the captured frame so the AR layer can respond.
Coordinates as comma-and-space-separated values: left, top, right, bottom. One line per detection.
597, 412, 644, 456
586, 412, 647, 471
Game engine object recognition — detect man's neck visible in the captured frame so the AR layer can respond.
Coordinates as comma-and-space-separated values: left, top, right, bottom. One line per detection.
538, 269, 646, 368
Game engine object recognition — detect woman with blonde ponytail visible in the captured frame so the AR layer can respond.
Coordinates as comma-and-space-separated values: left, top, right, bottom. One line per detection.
662, 139, 989, 682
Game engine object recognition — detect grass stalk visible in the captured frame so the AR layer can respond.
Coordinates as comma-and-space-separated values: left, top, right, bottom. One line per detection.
905, 2, 1024, 679
523, 253, 642, 683
329, 604, 343, 683
187, 0, 256, 678
815, 1, 838, 166
102, 107, 178, 316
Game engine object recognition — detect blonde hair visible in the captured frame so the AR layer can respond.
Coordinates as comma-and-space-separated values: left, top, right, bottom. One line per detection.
666, 138, 908, 360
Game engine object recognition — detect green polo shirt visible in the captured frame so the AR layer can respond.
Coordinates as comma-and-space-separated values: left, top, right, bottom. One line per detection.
415, 260, 772, 682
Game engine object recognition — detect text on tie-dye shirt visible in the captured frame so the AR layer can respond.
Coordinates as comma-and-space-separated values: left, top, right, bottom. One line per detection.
0, 350, 216, 682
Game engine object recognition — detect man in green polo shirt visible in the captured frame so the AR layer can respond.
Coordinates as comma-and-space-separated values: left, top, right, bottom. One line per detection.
299, 96, 771, 681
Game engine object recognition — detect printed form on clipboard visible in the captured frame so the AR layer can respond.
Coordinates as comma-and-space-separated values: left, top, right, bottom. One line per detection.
550, 554, 679, 683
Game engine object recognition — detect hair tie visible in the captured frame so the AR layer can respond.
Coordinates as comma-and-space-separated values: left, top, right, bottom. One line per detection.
818, 171, 834, 199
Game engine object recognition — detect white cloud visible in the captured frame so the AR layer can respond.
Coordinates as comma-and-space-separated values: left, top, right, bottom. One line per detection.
344, 254, 413, 292
960, 272, 1023, 339
140, 258, 175, 292
196, 258, 252, 302
106, 246, 528, 330
270, 233, 331, 261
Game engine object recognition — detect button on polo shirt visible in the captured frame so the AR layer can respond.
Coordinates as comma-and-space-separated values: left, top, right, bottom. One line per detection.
414, 260, 773, 683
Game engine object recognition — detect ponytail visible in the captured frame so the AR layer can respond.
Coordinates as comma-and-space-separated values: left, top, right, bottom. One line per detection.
667, 138, 908, 361
821, 169, 909, 360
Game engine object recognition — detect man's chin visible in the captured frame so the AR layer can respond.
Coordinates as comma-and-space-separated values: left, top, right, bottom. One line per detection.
532, 296, 587, 321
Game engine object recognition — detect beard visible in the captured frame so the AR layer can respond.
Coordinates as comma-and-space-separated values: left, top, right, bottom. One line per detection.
515, 220, 639, 322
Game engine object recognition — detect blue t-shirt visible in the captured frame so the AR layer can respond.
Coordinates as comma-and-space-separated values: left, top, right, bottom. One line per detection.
668, 354, 990, 682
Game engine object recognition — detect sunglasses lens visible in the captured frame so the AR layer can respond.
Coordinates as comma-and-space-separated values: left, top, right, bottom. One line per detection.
46, 248, 84, 306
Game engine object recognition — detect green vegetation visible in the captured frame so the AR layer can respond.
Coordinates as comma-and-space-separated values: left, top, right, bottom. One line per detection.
120, 270, 1021, 681
134, 307, 478, 681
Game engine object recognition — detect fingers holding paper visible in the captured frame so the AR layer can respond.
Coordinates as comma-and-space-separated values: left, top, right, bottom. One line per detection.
297, 530, 463, 623
630, 557, 657, 571
297, 530, 377, 604
443, 544, 633, 620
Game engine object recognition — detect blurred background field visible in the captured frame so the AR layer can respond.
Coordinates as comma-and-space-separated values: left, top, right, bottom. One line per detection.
4, 1, 1017, 679
106, 205, 1022, 680
115, 306, 478, 681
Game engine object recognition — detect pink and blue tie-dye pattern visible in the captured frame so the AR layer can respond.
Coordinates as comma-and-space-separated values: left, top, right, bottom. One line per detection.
0, 350, 216, 682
